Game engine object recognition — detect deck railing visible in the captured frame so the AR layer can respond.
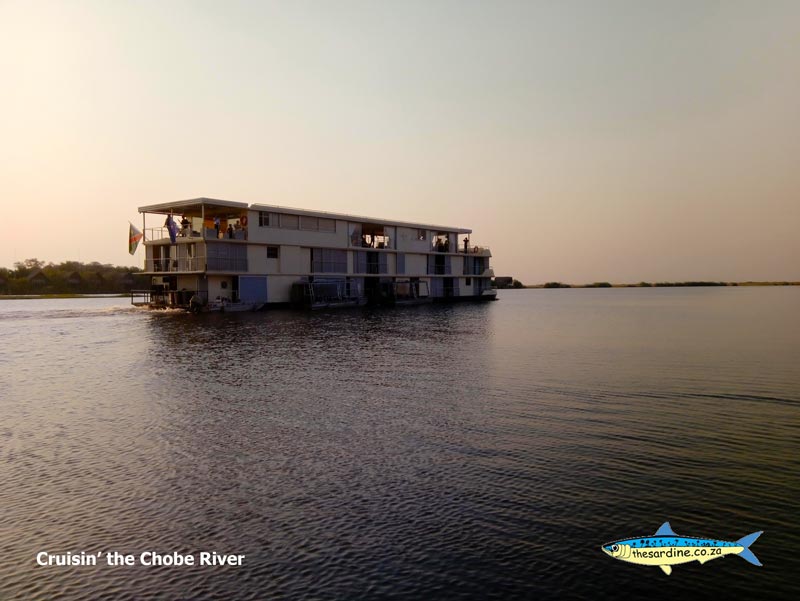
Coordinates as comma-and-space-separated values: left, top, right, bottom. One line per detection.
145, 227, 247, 241
430, 241, 491, 255
145, 257, 206, 272
145, 227, 204, 240
143, 256, 248, 273
463, 243, 491, 256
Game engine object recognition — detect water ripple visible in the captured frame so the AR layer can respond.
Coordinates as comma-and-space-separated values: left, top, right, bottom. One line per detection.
1, 289, 798, 599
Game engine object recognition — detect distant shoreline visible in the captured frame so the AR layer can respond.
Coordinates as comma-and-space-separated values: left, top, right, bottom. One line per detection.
2, 283, 799, 301
0, 293, 128, 300
524, 281, 800, 289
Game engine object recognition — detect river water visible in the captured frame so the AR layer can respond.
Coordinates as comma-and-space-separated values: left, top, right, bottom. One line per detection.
1, 288, 798, 600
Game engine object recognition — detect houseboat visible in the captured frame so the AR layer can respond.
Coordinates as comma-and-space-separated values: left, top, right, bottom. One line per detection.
131, 198, 496, 310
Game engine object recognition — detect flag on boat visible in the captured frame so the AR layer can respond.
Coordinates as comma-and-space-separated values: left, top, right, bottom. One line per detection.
165, 214, 178, 243
129, 223, 143, 255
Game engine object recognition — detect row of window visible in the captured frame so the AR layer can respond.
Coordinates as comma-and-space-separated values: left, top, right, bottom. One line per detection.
259, 212, 336, 232
264, 246, 486, 277
256, 213, 460, 247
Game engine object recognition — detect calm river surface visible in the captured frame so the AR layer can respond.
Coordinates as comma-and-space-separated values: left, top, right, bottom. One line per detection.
1, 288, 798, 600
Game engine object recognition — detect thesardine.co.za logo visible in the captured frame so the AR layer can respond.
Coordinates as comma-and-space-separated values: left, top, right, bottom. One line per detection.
601, 522, 762, 576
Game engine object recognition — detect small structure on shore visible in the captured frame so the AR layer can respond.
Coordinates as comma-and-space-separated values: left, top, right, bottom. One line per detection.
27, 270, 49, 287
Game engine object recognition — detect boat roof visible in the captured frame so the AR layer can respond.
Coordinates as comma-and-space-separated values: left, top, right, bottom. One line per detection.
138, 197, 471, 234
137, 198, 249, 217
251, 203, 471, 234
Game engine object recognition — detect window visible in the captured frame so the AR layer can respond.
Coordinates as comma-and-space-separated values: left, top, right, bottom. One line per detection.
258, 211, 271, 227
417, 229, 426, 241
383, 226, 395, 250
311, 248, 347, 273
267, 246, 279, 259
207, 242, 248, 271
318, 218, 335, 232
464, 256, 483, 275
354, 251, 387, 274
466, 277, 472, 286
280, 214, 299, 229
348, 223, 362, 246
396, 253, 405, 275
300, 216, 318, 230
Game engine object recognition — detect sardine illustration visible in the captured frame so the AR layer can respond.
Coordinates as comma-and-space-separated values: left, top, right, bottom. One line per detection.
601, 522, 762, 575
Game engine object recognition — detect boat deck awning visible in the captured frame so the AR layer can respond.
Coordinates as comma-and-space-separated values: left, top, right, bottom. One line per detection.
138, 197, 249, 218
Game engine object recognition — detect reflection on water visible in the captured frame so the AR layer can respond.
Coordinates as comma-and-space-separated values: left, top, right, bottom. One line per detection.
1, 289, 798, 599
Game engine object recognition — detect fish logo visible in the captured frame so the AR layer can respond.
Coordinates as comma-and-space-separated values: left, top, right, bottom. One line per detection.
601, 522, 762, 576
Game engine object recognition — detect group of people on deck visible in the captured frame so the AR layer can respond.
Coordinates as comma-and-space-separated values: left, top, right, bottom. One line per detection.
164, 214, 247, 240
168, 215, 247, 239
213, 216, 246, 239
434, 236, 470, 253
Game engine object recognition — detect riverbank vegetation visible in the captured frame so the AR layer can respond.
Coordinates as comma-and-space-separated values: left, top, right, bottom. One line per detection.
0, 259, 145, 295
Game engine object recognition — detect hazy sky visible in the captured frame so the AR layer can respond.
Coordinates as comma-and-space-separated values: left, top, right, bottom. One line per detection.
2, 0, 798, 283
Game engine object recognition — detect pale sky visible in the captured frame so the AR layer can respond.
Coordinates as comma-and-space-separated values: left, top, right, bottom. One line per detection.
1, 0, 798, 283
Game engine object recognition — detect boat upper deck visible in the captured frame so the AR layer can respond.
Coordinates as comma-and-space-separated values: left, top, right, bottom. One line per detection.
137, 198, 491, 276
138, 197, 473, 234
